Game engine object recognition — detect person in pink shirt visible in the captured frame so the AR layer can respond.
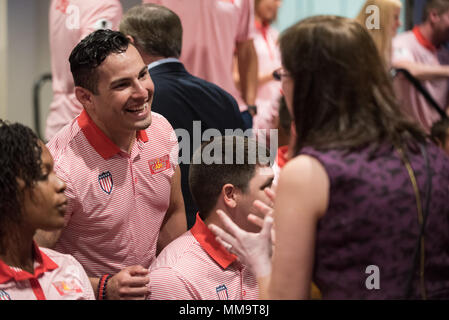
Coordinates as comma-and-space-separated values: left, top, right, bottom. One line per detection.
0, 120, 94, 300
46, 0, 123, 141
252, 0, 282, 134
392, 0, 449, 133
148, 136, 274, 300
37, 30, 187, 300
142, 0, 258, 128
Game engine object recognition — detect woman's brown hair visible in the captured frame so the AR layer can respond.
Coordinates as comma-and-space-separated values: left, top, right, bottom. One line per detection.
279, 16, 426, 155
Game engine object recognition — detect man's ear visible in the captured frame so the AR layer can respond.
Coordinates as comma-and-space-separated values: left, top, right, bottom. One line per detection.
222, 183, 238, 209
75, 86, 94, 109
428, 9, 441, 24
126, 35, 135, 44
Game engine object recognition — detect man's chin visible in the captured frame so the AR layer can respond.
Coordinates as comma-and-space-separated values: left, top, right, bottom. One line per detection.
135, 116, 152, 131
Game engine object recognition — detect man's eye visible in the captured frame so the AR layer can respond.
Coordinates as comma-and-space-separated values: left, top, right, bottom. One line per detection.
114, 83, 128, 89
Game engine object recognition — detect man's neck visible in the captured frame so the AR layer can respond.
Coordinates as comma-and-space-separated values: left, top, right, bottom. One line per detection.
203, 205, 233, 231
89, 112, 136, 154
419, 23, 441, 48
141, 53, 167, 66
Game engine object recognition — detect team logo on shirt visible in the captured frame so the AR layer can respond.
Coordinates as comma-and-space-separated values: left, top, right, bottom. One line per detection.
148, 155, 171, 175
0, 290, 11, 300
98, 171, 113, 195
216, 285, 229, 300
52, 280, 83, 296
55, 0, 69, 13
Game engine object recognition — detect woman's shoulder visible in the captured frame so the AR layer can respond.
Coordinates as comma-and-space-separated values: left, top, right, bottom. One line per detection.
278, 154, 330, 218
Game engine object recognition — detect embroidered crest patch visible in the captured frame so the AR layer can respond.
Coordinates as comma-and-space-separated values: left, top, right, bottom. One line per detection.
0, 290, 11, 300
149, 155, 171, 175
98, 171, 113, 195
216, 285, 229, 300
52, 280, 83, 296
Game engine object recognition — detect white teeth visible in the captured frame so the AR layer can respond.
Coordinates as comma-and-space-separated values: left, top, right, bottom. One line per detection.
127, 103, 147, 112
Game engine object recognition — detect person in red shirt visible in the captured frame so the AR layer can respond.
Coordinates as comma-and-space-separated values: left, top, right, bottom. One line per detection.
148, 136, 274, 300
143, 0, 258, 129
36, 30, 187, 300
0, 120, 94, 300
46, 0, 123, 141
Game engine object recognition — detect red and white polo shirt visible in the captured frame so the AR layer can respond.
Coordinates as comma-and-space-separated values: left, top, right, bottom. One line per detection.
0, 242, 94, 300
393, 26, 449, 132
142, 0, 255, 112
46, 110, 179, 277
148, 214, 258, 300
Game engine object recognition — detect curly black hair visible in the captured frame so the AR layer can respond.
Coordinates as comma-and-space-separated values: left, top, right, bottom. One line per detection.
69, 29, 130, 94
0, 120, 43, 234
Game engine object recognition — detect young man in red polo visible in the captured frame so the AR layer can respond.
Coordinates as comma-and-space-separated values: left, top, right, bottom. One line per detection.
36, 30, 187, 300
148, 136, 274, 300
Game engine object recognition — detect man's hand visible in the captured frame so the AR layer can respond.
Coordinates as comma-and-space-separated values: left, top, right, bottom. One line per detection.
106, 265, 150, 300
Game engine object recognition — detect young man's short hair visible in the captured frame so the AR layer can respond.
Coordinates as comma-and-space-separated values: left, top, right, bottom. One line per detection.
119, 4, 183, 59
189, 136, 268, 220
69, 29, 130, 94
424, 0, 449, 21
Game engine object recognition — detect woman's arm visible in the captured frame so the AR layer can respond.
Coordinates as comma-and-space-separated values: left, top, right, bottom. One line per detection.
269, 155, 329, 299
210, 155, 329, 299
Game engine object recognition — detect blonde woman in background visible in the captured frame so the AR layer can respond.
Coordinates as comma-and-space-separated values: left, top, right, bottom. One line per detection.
355, 0, 402, 67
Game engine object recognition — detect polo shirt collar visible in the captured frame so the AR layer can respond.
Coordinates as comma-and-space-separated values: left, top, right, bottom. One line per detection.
413, 26, 437, 53
276, 145, 289, 169
191, 213, 237, 269
255, 20, 269, 37
0, 242, 59, 284
77, 109, 149, 160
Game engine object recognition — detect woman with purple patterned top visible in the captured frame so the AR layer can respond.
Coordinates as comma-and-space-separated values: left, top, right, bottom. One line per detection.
210, 16, 449, 300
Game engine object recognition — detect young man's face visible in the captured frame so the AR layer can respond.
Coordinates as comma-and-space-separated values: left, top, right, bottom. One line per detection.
431, 9, 449, 44
88, 45, 154, 137
236, 166, 274, 233
22, 142, 67, 232
256, 0, 282, 24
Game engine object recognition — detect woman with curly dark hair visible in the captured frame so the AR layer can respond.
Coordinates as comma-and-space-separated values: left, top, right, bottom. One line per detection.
211, 16, 449, 300
0, 120, 94, 300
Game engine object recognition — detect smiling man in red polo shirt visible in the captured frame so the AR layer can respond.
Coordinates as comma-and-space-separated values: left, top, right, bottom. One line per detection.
36, 30, 187, 300
148, 136, 274, 300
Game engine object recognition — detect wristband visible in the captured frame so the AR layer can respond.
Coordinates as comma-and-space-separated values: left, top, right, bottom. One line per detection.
97, 274, 112, 300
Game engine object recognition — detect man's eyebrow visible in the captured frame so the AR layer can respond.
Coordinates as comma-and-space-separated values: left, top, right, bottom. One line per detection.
261, 176, 274, 189
109, 66, 148, 87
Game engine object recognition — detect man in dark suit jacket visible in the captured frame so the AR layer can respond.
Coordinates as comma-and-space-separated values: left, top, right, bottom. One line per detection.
120, 3, 246, 229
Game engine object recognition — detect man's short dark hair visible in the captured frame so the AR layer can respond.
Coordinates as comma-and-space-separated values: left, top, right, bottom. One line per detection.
69, 29, 130, 94
431, 117, 449, 145
0, 120, 43, 238
119, 4, 182, 59
189, 136, 268, 220
424, 0, 449, 21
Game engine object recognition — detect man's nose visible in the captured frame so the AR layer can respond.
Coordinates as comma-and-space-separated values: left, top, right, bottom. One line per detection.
133, 80, 149, 101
